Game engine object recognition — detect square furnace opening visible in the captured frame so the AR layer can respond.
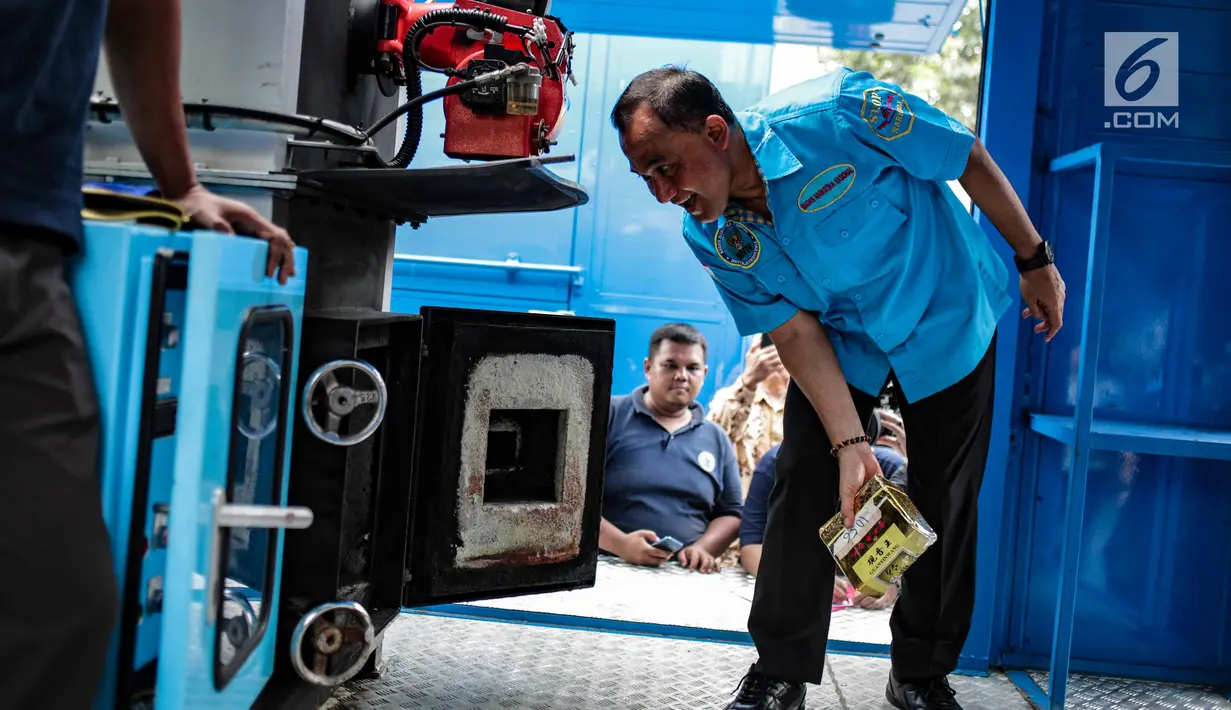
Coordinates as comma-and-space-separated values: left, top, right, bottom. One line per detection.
484, 408, 565, 504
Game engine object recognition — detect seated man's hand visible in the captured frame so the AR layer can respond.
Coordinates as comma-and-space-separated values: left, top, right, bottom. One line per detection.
678, 545, 717, 574
173, 184, 297, 285
852, 584, 899, 610
618, 529, 673, 567
833, 575, 851, 604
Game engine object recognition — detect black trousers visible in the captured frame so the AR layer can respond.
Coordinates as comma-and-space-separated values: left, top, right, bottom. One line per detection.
0, 229, 118, 709
747, 338, 996, 684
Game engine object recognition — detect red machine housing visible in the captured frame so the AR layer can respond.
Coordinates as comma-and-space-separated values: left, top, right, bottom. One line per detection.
379, 0, 571, 161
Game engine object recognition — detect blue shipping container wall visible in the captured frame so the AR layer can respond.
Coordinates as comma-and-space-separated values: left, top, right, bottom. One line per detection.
990, 0, 1231, 691
391, 34, 776, 405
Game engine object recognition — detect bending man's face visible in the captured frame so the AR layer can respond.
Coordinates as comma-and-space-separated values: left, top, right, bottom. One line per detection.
619, 104, 734, 224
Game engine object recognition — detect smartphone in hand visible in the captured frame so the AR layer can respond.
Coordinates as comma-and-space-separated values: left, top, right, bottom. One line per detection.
650, 536, 684, 553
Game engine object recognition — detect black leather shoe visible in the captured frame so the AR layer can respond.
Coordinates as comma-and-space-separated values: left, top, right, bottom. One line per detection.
725, 665, 807, 710
886, 673, 963, 710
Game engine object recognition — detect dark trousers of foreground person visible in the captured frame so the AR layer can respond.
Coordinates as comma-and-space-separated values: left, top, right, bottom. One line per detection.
748, 338, 996, 683
0, 227, 118, 710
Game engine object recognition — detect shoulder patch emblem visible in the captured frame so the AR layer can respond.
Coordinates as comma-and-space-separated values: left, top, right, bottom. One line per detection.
797, 164, 856, 212
860, 87, 914, 141
697, 450, 716, 473
714, 221, 760, 269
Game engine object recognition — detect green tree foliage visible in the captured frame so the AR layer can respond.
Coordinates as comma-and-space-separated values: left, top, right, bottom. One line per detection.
816, 0, 984, 131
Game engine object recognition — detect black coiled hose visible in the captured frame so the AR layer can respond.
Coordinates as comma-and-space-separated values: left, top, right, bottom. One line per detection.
385, 8, 514, 168
388, 59, 424, 168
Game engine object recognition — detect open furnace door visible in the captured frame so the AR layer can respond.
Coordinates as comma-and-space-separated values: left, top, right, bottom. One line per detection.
404, 307, 614, 606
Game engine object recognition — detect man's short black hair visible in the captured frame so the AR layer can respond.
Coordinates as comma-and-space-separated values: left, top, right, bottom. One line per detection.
611, 65, 737, 136
648, 322, 708, 359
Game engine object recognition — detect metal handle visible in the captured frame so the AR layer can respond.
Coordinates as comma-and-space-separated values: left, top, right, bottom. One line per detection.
205, 488, 315, 625
301, 359, 387, 447
289, 600, 376, 687
216, 503, 314, 529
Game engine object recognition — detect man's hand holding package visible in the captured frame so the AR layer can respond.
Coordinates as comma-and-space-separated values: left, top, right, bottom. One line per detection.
839, 442, 882, 527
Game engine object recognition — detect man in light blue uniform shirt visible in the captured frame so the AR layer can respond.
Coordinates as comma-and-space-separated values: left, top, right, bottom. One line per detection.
612, 67, 1066, 710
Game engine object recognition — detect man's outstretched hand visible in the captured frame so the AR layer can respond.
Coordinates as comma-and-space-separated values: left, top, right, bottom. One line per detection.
173, 185, 297, 285
1020, 264, 1066, 342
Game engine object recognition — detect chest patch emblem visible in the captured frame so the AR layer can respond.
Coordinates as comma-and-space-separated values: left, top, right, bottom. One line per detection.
697, 450, 716, 473
714, 221, 760, 269
798, 163, 856, 212
860, 87, 914, 141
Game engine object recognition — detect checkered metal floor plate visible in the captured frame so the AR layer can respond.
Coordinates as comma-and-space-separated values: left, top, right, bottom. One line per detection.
1026, 671, 1231, 710
320, 559, 1228, 709
326, 613, 1031, 709
460, 556, 893, 646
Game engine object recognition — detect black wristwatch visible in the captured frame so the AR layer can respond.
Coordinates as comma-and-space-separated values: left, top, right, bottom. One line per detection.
1014, 240, 1054, 274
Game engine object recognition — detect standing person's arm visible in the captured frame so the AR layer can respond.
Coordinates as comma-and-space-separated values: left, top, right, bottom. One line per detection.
769, 312, 881, 527
959, 140, 1066, 341
684, 210, 877, 529
103, 0, 296, 284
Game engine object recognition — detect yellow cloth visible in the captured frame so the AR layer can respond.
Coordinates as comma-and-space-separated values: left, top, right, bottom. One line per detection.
81, 186, 190, 231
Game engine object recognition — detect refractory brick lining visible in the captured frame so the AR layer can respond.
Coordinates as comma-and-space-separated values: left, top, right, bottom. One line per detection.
453, 353, 595, 568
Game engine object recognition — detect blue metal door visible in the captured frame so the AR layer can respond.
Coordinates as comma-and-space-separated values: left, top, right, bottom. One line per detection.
74, 225, 193, 710
153, 234, 310, 708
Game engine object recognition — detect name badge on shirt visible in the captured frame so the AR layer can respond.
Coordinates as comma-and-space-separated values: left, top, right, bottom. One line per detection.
714, 220, 761, 269
697, 450, 716, 473
797, 163, 856, 212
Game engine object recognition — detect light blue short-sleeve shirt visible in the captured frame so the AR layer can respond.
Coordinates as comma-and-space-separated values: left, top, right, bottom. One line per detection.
683, 68, 1013, 403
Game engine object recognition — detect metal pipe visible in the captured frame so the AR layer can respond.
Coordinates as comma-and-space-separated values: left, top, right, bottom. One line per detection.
394, 253, 582, 275
89, 99, 370, 145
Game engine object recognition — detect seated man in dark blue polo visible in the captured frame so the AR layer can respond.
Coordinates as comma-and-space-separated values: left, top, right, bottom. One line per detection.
599, 323, 743, 574
741, 430, 908, 609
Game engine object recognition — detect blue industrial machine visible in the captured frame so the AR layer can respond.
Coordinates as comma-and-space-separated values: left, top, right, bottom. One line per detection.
78, 0, 615, 708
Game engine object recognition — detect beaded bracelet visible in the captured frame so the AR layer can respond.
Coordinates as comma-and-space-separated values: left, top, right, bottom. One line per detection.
829, 434, 871, 458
